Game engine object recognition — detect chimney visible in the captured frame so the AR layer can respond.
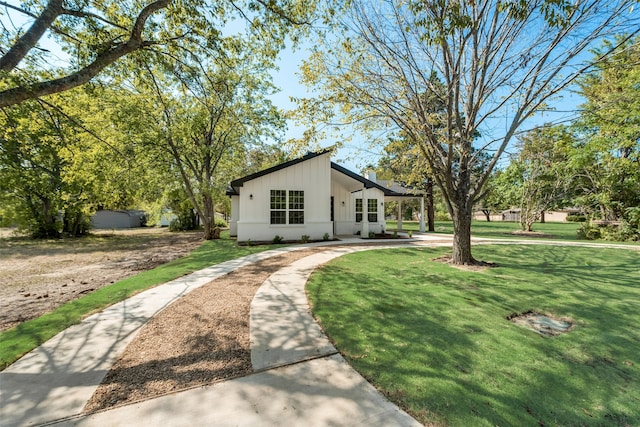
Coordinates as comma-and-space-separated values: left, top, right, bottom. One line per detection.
365, 170, 377, 183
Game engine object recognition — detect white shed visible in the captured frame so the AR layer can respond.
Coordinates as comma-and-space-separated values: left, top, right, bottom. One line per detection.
227, 150, 423, 242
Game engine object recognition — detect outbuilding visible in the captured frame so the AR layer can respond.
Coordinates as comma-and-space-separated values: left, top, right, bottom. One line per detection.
91, 209, 146, 229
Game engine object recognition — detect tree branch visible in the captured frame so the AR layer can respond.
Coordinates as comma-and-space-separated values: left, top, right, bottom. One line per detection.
0, 0, 171, 108
0, 0, 64, 71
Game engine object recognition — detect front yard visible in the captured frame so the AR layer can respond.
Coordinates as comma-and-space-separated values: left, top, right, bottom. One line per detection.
307, 244, 640, 426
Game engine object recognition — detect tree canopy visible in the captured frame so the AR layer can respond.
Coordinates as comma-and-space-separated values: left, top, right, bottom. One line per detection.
0, 0, 337, 107
293, 0, 640, 263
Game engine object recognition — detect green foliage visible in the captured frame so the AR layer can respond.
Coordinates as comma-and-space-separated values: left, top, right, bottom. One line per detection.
323, 232, 331, 241
0, 95, 96, 238
307, 245, 640, 426
272, 235, 283, 244
572, 35, 640, 221
566, 213, 587, 222
214, 218, 228, 228
0, 0, 343, 107
301, 234, 310, 243
508, 125, 575, 232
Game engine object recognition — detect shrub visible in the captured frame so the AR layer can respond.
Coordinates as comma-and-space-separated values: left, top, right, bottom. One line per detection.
577, 223, 600, 240
323, 232, 330, 241
566, 213, 587, 222
368, 231, 375, 238
272, 235, 283, 244
301, 235, 310, 243
214, 218, 228, 228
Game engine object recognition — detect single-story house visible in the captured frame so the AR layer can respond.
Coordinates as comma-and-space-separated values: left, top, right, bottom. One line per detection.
226, 149, 424, 242
91, 209, 147, 229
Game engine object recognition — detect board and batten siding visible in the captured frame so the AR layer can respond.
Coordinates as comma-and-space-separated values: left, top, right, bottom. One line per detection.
236, 152, 333, 242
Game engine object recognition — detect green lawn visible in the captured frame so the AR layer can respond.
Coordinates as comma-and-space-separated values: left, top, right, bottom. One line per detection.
388, 219, 635, 243
0, 231, 286, 369
307, 245, 640, 426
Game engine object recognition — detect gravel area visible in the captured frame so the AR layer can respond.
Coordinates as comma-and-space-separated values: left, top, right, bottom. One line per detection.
84, 247, 326, 413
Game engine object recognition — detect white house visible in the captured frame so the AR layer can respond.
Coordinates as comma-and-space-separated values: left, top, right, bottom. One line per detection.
226, 149, 424, 242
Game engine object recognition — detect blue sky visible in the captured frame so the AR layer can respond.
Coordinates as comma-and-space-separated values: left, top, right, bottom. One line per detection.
269, 43, 587, 174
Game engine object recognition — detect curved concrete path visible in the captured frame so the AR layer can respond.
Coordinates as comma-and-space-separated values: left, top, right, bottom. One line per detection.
1, 236, 448, 427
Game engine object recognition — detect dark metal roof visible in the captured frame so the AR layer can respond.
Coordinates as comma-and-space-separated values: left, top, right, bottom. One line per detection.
329, 162, 410, 197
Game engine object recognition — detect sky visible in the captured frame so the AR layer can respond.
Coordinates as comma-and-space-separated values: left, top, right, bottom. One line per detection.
269, 42, 587, 174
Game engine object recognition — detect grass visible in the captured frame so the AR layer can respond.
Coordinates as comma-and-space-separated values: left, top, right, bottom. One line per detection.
388, 220, 610, 242
0, 231, 287, 370
307, 245, 640, 426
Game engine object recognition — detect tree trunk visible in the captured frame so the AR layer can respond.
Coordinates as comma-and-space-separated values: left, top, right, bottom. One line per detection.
483, 209, 491, 222
450, 199, 475, 265
426, 177, 435, 232
202, 193, 219, 240
540, 211, 545, 223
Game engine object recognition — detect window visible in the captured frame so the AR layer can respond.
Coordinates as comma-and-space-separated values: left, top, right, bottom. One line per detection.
289, 190, 304, 224
270, 189, 304, 225
368, 198, 378, 223
270, 190, 286, 224
355, 198, 363, 223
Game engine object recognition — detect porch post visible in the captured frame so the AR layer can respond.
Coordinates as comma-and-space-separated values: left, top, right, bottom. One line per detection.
361, 188, 369, 237
397, 200, 403, 231
419, 196, 426, 232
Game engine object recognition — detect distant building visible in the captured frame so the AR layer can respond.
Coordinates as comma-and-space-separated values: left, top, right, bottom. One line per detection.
91, 209, 147, 229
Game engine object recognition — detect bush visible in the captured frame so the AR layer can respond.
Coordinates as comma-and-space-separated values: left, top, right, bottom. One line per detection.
214, 218, 228, 228
566, 213, 587, 222
435, 211, 451, 221
368, 231, 375, 238
272, 235, 283, 244
323, 232, 330, 241
577, 223, 601, 240
301, 235, 310, 243
577, 221, 640, 242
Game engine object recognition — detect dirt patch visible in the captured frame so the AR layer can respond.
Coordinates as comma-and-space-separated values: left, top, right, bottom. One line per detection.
508, 311, 574, 336
509, 230, 554, 238
0, 228, 203, 332
83, 247, 325, 413
431, 254, 496, 271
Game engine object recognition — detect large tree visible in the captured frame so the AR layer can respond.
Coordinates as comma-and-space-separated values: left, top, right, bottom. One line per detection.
115, 35, 285, 240
295, 0, 640, 264
0, 0, 335, 107
509, 125, 575, 232
573, 35, 640, 221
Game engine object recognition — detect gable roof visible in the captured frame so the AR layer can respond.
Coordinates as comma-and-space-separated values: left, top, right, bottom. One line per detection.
226, 149, 332, 195
226, 149, 420, 199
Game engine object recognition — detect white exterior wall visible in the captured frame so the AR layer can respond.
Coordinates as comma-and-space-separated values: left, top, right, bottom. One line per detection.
236, 153, 333, 242
331, 181, 356, 235
229, 195, 239, 236
350, 188, 386, 235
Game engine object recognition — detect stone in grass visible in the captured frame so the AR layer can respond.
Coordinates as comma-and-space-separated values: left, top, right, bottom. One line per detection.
507, 310, 573, 337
